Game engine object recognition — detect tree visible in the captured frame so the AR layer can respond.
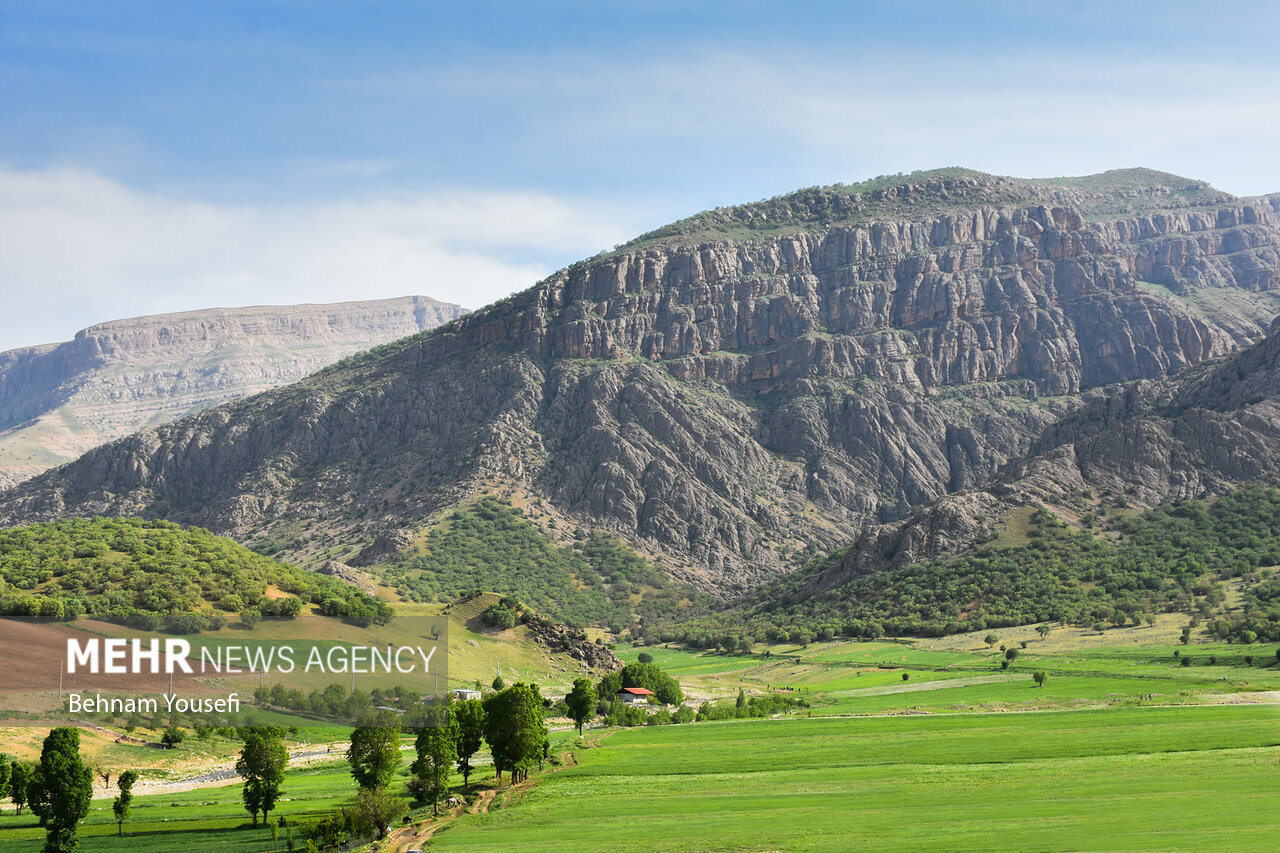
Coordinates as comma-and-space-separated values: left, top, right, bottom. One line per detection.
483, 684, 548, 784
236, 727, 287, 826
454, 699, 485, 788
412, 714, 458, 816
351, 786, 407, 839
347, 715, 401, 791
1032, 671, 1048, 688
901, 672, 910, 681
10, 762, 32, 815
0, 756, 10, 812
160, 727, 185, 749
112, 770, 138, 836
491, 674, 505, 691
565, 678, 597, 735
29, 727, 93, 853
1036, 624, 1052, 640
636, 652, 654, 664
1180, 626, 1192, 645
984, 633, 999, 647
599, 662, 683, 706
1005, 648, 1019, 662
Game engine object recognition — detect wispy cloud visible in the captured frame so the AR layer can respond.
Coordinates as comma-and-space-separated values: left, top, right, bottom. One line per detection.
0, 167, 641, 351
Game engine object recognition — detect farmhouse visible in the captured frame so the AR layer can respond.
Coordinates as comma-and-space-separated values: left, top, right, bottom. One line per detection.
451, 688, 482, 702
617, 687, 655, 705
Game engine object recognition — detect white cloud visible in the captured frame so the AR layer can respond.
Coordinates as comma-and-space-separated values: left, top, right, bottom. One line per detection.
0, 167, 640, 351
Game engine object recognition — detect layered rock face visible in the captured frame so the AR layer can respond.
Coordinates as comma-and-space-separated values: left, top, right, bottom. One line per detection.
0, 296, 466, 488
4, 170, 1280, 592
795, 319, 1280, 598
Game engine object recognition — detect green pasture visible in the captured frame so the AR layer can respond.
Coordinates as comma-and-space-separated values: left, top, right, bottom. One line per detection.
430, 705, 1280, 852
0, 759, 365, 853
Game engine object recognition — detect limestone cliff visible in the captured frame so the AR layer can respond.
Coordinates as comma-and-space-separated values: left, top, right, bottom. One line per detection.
0, 296, 466, 488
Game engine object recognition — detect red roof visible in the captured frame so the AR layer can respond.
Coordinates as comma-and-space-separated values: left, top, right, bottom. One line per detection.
619, 687, 655, 695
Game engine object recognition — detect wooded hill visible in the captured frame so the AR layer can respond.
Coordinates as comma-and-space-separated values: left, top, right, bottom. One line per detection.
0, 517, 391, 632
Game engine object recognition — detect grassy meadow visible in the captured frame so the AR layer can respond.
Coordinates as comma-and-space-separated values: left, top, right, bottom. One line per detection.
0, 623, 1276, 851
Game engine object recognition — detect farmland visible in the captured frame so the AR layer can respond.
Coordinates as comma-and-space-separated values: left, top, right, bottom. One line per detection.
0, 622, 1275, 851
427, 705, 1280, 852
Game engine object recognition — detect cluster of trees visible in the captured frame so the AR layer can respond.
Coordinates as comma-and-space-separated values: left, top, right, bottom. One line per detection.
598, 661, 684, 706
663, 486, 1280, 641
382, 497, 710, 628
695, 690, 808, 721
0, 517, 390, 632
1, 728, 112, 852
294, 685, 551, 845
252, 682, 422, 721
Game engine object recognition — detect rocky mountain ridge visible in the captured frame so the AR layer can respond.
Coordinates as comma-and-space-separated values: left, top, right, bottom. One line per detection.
0, 296, 466, 488
791, 316, 1280, 599
3, 169, 1280, 593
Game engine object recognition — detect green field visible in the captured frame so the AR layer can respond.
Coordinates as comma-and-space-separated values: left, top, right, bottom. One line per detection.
1, 633, 1277, 851
0, 758, 359, 852
429, 705, 1280, 852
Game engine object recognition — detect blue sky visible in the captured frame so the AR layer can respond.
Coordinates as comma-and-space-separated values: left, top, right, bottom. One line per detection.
3, 1, 1280, 350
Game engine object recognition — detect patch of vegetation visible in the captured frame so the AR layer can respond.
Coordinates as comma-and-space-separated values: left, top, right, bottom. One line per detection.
385, 497, 710, 628
670, 485, 1280, 642
0, 517, 390, 631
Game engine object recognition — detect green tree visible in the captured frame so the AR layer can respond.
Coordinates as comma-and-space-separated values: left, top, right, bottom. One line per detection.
565, 678, 597, 735
600, 662, 683, 706
984, 633, 999, 647
235, 727, 287, 826
29, 727, 93, 853
1005, 648, 1019, 662
351, 786, 408, 839
1036, 624, 1052, 639
412, 714, 458, 816
454, 699, 485, 788
347, 715, 401, 791
11, 762, 32, 815
1032, 671, 1048, 688
112, 770, 138, 836
636, 652, 654, 664
0, 756, 10, 811
491, 674, 505, 691
483, 684, 548, 784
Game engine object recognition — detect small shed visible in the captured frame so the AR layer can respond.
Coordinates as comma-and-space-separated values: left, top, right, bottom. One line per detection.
618, 686, 656, 706
451, 688, 482, 702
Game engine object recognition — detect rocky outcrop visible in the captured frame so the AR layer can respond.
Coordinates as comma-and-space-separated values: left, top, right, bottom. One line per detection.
791, 318, 1280, 597
524, 614, 622, 672
4, 169, 1280, 592
0, 296, 467, 488
316, 560, 377, 594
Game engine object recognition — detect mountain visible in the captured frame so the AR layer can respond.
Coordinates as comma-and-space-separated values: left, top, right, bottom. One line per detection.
753, 316, 1280, 636
0, 296, 466, 489
4, 168, 1280, 594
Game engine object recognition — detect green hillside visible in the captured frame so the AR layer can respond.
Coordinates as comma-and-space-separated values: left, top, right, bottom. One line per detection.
384, 497, 711, 629
0, 517, 390, 632
666, 486, 1280, 644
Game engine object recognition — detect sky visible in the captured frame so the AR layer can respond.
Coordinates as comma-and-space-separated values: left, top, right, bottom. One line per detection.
3, 0, 1280, 351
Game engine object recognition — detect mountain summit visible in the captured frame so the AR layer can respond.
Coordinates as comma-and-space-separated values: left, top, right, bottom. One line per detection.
3, 169, 1280, 592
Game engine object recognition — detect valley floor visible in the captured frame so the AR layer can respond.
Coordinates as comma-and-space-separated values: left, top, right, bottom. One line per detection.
1, 627, 1277, 852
